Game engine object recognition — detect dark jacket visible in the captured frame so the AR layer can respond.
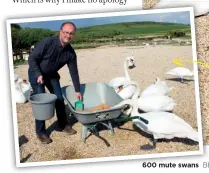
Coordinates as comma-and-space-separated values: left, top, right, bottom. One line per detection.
28, 36, 80, 92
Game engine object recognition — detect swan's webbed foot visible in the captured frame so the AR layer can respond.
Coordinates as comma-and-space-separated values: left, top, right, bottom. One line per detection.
179, 78, 188, 84
153, 139, 157, 149
140, 138, 157, 150
180, 78, 184, 83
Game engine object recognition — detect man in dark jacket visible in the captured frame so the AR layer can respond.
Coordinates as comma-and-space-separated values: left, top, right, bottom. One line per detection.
28, 22, 82, 144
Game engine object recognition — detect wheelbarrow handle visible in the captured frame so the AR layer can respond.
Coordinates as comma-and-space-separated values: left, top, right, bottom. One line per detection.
138, 117, 149, 124
114, 116, 149, 124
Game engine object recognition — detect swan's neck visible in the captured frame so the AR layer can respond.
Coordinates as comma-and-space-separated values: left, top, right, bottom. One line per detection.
15, 82, 24, 94
131, 100, 140, 117
121, 80, 140, 99
124, 59, 130, 81
136, 97, 142, 105
132, 89, 140, 99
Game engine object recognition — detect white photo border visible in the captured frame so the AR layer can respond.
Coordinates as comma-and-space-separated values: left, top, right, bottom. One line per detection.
6, 7, 204, 168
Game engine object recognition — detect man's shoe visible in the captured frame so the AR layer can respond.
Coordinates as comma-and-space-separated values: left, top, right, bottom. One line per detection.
37, 134, 52, 144
63, 125, 77, 135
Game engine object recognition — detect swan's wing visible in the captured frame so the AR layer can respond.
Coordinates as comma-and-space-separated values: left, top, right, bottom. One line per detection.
133, 112, 175, 135
15, 89, 27, 103
166, 68, 189, 77
137, 96, 162, 112
135, 111, 198, 141
166, 69, 177, 75
180, 68, 193, 76
140, 85, 159, 97
159, 97, 176, 111
138, 95, 175, 112
143, 112, 194, 135
107, 77, 127, 88
141, 84, 169, 97
169, 113, 195, 131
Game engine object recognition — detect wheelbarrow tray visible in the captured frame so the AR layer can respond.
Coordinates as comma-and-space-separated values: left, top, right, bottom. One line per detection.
62, 83, 125, 125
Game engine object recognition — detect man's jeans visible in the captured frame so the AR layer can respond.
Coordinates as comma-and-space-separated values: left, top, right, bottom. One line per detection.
28, 71, 67, 135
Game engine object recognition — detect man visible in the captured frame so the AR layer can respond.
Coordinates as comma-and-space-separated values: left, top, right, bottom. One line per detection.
28, 22, 82, 144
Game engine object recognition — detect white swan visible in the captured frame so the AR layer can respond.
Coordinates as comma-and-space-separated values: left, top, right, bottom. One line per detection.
153, 0, 209, 17
108, 56, 136, 90
114, 99, 199, 149
137, 95, 176, 112
166, 67, 193, 83
116, 80, 175, 112
15, 77, 27, 103
140, 77, 174, 97
14, 74, 32, 103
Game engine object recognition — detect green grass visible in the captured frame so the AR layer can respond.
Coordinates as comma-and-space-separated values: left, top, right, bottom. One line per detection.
13, 59, 27, 67
73, 21, 191, 41
68, 22, 191, 49
72, 44, 101, 49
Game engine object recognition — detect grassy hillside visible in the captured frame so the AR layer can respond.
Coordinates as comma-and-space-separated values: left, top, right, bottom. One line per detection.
68, 21, 191, 49
74, 21, 190, 39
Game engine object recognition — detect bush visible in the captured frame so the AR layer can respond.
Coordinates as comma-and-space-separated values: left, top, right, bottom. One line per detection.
166, 30, 186, 38
13, 59, 27, 67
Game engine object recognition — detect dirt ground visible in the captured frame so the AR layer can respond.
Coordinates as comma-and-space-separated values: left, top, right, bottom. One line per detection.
15, 44, 201, 163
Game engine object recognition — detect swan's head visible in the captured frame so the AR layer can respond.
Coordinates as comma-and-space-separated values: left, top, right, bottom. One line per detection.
14, 77, 23, 90
14, 73, 20, 82
190, 71, 194, 76
155, 77, 160, 84
126, 56, 136, 69
154, 77, 167, 85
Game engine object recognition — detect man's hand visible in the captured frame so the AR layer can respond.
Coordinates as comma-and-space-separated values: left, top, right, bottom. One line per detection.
37, 75, 44, 84
76, 92, 82, 101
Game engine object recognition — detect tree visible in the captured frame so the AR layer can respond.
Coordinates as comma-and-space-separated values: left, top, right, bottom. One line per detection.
19, 28, 55, 49
11, 24, 22, 60
166, 30, 186, 38
11, 25, 56, 61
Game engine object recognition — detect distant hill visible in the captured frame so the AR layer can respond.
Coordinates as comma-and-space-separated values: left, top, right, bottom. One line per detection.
68, 21, 191, 43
